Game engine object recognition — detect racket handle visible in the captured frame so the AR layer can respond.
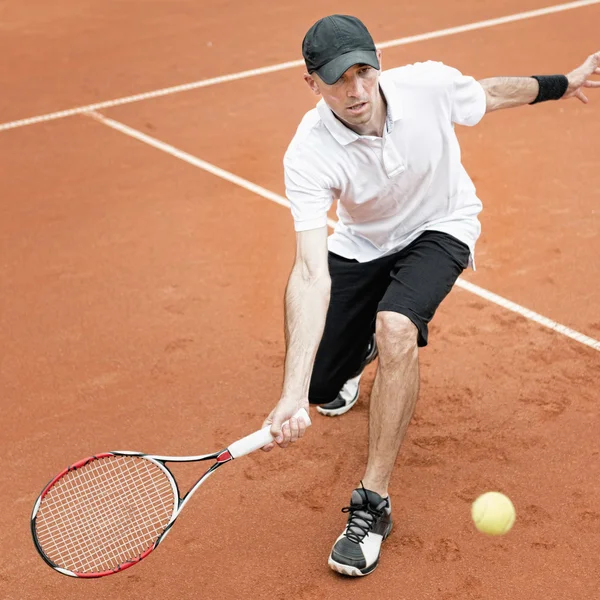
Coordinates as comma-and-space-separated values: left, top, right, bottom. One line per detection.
227, 408, 311, 459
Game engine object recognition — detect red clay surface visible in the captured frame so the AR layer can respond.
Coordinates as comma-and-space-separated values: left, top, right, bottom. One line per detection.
1, 2, 599, 600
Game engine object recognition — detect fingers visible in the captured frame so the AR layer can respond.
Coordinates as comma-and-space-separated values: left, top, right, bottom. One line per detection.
298, 415, 307, 439
271, 423, 284, 446
262, 408, 310, 451
278, 417, 299, 449
278, 421, 292, 449
576, 89, 589, 104
583, 80, 600, 88
288, 417, 301, 443
269, 408, 285, 437
264, 411, 291, 450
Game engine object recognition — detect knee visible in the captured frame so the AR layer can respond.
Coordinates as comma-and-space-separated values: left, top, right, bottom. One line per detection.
375, 312, 418, 365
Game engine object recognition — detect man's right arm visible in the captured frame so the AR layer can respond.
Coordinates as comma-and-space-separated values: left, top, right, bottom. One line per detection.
261, 226, 330, 450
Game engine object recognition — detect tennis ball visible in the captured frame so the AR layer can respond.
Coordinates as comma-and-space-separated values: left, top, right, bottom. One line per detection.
471, 491, 516, 536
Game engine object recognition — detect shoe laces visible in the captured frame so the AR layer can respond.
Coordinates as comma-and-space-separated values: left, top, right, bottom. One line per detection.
341, 486, 386, 544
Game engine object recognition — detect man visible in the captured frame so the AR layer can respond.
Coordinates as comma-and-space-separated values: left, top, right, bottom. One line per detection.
261, 14, 600, 576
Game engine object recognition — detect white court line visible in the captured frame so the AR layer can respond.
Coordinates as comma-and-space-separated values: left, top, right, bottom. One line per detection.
86, 110, 600, 352
2, 0, 599, 133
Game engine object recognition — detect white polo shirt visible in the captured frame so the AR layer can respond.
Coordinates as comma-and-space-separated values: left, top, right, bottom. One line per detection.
283, 61, 487, 266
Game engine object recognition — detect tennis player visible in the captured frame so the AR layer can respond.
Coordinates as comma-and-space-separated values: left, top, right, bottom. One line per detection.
262, 14, 600, 576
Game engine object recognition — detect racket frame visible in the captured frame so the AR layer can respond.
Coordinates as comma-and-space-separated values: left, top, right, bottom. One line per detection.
31, 449, 232, 578
31, 407, 310, 578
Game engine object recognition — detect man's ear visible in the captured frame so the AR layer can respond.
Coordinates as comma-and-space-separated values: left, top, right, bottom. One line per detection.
304, 73, 321, 96
376, 49, 382, 71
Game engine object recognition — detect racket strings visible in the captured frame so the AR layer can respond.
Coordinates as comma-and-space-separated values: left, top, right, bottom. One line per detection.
34, 455, 175, 574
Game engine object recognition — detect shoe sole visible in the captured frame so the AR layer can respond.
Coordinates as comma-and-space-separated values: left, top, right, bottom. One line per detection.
316, 392, 359, 417
327, 522, 393, 576
327, 557, 377, 576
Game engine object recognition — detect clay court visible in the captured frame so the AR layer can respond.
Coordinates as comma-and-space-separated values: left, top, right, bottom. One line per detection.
1, 1, 599, 598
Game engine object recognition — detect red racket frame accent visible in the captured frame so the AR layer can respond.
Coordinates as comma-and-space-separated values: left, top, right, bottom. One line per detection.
216, 450, 232, 463
77, 546, 156, 578
39, 453, 115, 500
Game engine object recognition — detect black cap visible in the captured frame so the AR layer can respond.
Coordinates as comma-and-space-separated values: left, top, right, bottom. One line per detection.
302, 15, 380, 85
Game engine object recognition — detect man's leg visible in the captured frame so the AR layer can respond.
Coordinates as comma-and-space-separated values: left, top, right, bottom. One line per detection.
362, 313, 419, 496
328, 231, 470, 577
308, 251, 395, 406
361, 231, 470, 495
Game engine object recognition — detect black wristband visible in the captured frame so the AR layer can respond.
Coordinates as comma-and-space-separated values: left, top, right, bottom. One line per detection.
530, 75, 569, 104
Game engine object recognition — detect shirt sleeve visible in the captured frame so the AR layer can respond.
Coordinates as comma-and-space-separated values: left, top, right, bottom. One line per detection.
451, 72, 486, 127
284, 154, 334, 232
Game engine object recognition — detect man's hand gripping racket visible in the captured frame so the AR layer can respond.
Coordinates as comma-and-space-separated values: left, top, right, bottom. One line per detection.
31, 408, 311, 578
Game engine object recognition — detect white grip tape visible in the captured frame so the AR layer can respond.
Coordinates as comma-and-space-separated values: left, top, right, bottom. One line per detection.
227, 408, 311, 459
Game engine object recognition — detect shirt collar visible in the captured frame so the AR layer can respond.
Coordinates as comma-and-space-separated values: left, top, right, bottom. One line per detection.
317, 73, 403, 145
379, 72, 403, 124
317, 99, 359, 146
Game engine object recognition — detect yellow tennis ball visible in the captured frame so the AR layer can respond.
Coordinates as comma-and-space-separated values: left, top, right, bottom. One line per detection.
471, 491, 516, 536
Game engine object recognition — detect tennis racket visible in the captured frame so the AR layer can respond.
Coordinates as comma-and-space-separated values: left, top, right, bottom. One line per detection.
31, 408, 310, 578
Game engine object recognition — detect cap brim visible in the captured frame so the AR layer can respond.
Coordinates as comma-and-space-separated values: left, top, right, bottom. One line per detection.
314, 50, 380, 85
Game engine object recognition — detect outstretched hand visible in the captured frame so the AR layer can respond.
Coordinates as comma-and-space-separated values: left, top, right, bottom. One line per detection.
565, 51, 600, 103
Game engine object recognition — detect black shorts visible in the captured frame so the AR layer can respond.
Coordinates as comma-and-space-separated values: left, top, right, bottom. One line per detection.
308, 231, 470, 404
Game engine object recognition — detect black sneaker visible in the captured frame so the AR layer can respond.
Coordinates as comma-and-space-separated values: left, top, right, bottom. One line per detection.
350, 334, 378, 379
317, 335, 378, 417
328, 485, 393, 576
316, 374, 360, 417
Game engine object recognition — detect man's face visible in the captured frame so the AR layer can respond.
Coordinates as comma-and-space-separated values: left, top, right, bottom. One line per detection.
305, 51, 382, 129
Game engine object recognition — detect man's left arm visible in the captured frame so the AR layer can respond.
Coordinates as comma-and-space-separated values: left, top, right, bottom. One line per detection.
479, 51, 600, 112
